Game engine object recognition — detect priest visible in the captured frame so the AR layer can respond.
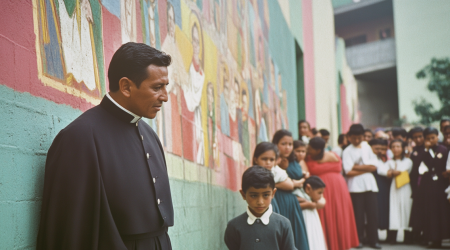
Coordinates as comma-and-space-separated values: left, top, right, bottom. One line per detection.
36, 43, 174, 250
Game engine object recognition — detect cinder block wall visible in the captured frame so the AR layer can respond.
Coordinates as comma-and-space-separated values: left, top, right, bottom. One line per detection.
0, 0, 298, 249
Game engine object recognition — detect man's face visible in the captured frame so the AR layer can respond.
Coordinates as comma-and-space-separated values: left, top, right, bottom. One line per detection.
167, 6, 175, 38
240, 186, 275, 217
444, 128, 450, 146
379, 145, 388, 158
425, 133, 439, 148
441, 121, 450, 133
128, 65, 169, 119
322, 135, 330, 143
371, 145, 381, 156
412, 132, 424, 147
364, 131, 373, 142
348, 134, 364, 147
394, 135, 407, 142
192, 25, 200, 64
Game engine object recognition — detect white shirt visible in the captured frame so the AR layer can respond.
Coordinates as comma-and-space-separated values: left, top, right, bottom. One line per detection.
332, 146, 343, 158
271, 165, 288, 184
342, 141, 379, 193
247, 204, 272, 225
106, 93, 141, 123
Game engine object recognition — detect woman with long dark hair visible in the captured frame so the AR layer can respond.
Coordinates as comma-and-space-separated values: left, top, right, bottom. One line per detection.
272, 129, 310, 250
306, 137, 359, 250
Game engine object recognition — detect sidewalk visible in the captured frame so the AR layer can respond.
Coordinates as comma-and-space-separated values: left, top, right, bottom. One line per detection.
352, 242, 450, 250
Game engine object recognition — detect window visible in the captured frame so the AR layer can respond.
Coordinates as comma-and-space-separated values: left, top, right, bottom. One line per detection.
345, 35, 367, 47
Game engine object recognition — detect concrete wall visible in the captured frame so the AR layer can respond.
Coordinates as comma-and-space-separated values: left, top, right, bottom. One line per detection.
0, 0, 299, 249
312, 0, 339, 143
393, 0, 450, 122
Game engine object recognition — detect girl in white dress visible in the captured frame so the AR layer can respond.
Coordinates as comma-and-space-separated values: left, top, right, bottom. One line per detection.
298, 176, 328, 250
378, 139, 413, 244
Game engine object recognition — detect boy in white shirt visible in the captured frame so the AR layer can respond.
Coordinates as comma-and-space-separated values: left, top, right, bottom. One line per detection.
342, 124, 381, 249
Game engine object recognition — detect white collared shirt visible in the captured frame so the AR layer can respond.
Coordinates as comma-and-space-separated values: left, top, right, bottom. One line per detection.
247, 204, 272, 225
342, 141, 379, 193
106, 93, 141, 123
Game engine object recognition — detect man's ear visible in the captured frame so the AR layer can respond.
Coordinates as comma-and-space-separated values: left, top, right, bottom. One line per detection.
239, 190, 246, 200
118, 77, 134, 98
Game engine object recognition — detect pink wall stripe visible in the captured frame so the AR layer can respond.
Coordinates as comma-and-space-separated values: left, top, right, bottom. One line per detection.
302, 0, 316, 127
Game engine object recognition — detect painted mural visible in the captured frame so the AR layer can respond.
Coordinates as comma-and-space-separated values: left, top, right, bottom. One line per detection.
33, 0, 290, 189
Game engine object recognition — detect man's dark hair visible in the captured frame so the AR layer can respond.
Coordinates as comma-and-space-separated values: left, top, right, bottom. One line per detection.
309, 137, 326, 160
392, 128, 408, 139
242, 166, 275, 193
319, 129, 330, 136
423, 127, 439, 137
108, 42, 172, 92
304, 176, 326, 190
272, 129, 295, 162
408, 127, 423, 138
440, 118, 450, 127
369, 138, 388, 146
252, 142, 279, 165
347, 124, 365, 136
338, 134, 346, 145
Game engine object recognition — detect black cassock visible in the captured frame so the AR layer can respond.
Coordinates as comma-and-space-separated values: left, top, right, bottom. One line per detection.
37, 96, 174, 250
419, 145, 450, 242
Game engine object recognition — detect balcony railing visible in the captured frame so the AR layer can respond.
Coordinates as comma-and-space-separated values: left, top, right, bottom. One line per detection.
345, 37, 396, 75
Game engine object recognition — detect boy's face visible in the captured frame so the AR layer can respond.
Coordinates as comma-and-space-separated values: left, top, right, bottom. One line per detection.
348, 134, 364, 147
364, 131, 373, 142
322, 135, 330, 143
305, 185, 324, 203
412, 132, 424, 147
371, 145, 381, 156
379, 145, 388, 158
425, 133, 439, 148
444, 128, 450, 146
294, 146, 306, 162
240, 186, 276, 217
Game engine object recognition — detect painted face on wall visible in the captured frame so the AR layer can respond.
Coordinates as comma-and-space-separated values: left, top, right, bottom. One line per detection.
192, 24, 200, 66
167, 4, 175, 38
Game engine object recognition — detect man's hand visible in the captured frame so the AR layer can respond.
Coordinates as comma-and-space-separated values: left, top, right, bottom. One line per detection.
392, 170, 401, 177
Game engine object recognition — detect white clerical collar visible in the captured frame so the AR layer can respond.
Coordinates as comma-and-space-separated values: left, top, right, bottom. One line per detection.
247, 204, 272, 225
106, 93, 141, 123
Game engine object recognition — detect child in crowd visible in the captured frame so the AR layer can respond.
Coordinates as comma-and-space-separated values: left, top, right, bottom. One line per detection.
392, 128, 412, 157
297, 176, 328, 250
440, 125, 450, 151
369, 139, 391, 236
378, 140, 413, 244
364, 129, 374, 142
419, 127, 450, 248
342, 124, 381, 249
293, 140, 310, 178
332, 134, 348, 158
298, 120, 312, 143
319, 129, 332, 151
252, 142, 303, 213
224, 166, 297, 250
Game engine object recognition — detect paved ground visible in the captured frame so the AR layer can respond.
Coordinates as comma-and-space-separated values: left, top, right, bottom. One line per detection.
351, 242, 450, 250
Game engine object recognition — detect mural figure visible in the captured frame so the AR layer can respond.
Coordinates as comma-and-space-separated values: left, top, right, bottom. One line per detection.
219, 61, 231, 136
206, 82, 219, 168
147, 0, 157, 47
121, 0, 136, 43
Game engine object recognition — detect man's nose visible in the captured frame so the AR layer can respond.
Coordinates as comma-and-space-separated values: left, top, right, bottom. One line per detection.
160, 86, 169, 102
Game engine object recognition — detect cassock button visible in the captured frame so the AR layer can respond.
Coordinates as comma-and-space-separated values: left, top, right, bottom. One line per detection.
153, 178, 156, 183
147, 153, 150, 159
141, 135, 143, 141
255, 239, 260, 243
157, 199, 161, 204
256, 219, 260, 223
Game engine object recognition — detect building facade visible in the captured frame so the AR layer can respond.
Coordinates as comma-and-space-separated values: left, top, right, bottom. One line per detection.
0, 0, 357, 248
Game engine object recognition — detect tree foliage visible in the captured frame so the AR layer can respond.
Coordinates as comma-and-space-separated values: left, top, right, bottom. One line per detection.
414, 58, 450, 125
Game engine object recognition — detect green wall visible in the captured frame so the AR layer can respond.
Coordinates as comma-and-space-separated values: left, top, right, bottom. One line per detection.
393, 0, 450, 123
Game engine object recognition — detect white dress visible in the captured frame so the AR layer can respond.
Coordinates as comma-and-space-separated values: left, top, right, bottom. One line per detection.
271, 165, 288, 184
378, 158, 413, 230
297, 188, 328, 250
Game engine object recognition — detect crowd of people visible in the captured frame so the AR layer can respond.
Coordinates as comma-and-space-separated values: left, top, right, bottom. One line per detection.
224, 119, 450, 250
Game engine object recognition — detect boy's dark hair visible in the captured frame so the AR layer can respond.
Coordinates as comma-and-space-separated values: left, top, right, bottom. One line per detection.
347, 124, 365, 136
242, 166, 275, 193
364, 128, 374, 135
408, 127, 423, 138
304, 176, 326, 190
293, 140, 306, 149
252, 142, 279, 165
319, 129, 330, 136
108, 42, 172, 92
311, 128, 319, 135
390, 139, 406, 159
423, 127, 439, 137
338, 134, 346, 144
272, 129, 296, 162
392, 128, 408, 139
444, 125, 450, 133
369, 138, 388, 146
